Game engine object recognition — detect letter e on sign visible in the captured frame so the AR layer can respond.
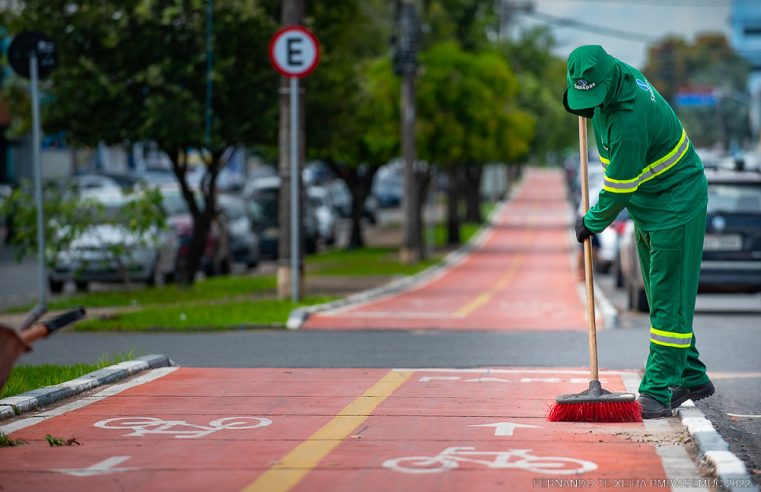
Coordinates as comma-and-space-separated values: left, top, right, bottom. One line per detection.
269, 26, 320, 78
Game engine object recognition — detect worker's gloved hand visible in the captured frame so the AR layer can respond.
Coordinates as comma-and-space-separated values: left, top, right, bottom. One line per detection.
575, 216, 595, 243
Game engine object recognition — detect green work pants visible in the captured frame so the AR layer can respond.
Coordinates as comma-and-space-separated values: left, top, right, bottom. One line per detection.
636, 208, 710, 406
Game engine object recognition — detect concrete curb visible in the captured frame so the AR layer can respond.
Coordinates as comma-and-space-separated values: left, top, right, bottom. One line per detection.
0, 354, 173, 421
677, 401, 759, 492
286, 197, 510, 330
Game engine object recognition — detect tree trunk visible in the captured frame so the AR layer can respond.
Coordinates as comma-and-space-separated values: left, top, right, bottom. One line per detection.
446, 166, 461, 246
169, 148, 222, 285
463, 164, 483, 224
324, 161, 378, 251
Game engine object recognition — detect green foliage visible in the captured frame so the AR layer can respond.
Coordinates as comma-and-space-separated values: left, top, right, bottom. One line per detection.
45, 434, 80, 446
417, 42, 534, 167
644, 33, 750, 148
422, 0, 499, 52
0, 433, 28, 447
308, 247, 439, 276
1, 350, 135, 399
502, 27, 577, 161
73, 297, 335, 331
5, 275, 277, 312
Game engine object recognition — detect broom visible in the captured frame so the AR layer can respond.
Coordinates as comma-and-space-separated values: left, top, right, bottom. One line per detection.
547, 116, 642, 423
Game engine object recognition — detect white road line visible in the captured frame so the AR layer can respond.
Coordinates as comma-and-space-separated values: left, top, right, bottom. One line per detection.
0, 367, 178, 435
394, 368, 631, 375
726, 413, 761, 419
321, 311, 462, 319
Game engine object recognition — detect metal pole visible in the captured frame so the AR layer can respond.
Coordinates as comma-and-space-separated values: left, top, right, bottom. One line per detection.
290, 76, 299, 302
204, 0, 214, 149
30, 53, 47, 309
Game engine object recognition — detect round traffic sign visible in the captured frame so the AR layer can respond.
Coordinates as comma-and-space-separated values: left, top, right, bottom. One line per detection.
8, 31, 57, 80
269, 26, 319, 78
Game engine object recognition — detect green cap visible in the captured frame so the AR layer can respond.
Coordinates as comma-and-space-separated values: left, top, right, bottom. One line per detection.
565, 45, 615, 110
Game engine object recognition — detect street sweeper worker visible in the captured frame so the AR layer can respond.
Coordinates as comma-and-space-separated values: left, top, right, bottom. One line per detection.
562, 45, 715, 419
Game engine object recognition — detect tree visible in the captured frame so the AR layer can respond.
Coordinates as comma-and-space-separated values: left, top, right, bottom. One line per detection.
305, 0, 397, 249
501, 27, 577, 164
416, 42, 533, 244
644, 33, 751, 149
12, 0, 279, 283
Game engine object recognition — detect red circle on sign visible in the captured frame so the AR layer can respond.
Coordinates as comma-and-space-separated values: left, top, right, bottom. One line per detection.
269, 26, 320, 78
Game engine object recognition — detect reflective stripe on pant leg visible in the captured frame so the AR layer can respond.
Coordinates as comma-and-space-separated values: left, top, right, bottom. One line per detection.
678, 207, 710, 388
639, 222, 690, 406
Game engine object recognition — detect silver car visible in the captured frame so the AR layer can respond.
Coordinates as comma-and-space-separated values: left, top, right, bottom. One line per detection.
48, 191, 178, 292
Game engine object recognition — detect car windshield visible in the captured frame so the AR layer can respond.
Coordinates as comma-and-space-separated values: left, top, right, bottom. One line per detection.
162, 193, 191, 215
220, 197, 246, 220
250, 189, 278, 226
708, 184, 761, 214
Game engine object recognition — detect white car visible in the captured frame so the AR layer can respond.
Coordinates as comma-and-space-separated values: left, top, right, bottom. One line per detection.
48, 191, 178, 292
308, 186, 338, 245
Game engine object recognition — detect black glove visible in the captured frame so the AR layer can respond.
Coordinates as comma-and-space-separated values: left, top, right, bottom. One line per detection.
575, 216, 594, 243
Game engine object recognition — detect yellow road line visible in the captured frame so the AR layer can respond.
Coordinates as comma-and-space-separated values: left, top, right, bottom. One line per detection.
454, 292, 493, 317
453, 255, 523, 317
241, 370, 414, 492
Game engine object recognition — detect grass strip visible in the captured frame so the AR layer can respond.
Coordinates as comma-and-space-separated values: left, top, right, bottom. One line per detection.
6, 275, 277, 312
74, 297, 336, 331
0, 351, 136, 399
308, 247, 440, 276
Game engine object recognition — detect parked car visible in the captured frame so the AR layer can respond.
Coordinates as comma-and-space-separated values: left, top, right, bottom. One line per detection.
373, 161, 404, 208
618, 166, 761, 312
160, 188, 232, 277
245, 176, 319, 259
329, 179, 378, 224
48, 190, 178, 292
307, 185, 338, 245
68, 174, 123, 194
217, 193, 259, 269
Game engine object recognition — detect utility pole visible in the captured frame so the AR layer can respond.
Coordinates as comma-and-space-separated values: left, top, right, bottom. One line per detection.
497, 0, 533, 41
394, 0, 423, 263
277, 0, 306, 300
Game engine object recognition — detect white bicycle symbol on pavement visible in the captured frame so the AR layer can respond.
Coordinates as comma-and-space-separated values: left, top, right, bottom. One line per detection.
94, 416, 272, 439
383, 447, 597, 475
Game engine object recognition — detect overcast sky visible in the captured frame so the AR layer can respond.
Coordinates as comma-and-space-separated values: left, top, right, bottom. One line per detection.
514, 0, 733, 69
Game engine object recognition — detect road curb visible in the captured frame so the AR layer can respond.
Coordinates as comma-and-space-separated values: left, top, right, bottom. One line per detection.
0, 354, 173, 421
676, 401, 759, 492
286, 197, 510, 330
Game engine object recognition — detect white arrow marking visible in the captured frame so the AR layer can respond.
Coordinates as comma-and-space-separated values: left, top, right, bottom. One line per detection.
52, 456, 133, 477
419, 377, 461, 383
468, 422, 541, 437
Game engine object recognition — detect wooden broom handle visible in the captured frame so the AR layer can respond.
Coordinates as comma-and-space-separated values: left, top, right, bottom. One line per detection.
578, 116, 599, 381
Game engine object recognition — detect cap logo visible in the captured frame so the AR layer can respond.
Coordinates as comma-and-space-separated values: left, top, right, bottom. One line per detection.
574, 79, 596, 90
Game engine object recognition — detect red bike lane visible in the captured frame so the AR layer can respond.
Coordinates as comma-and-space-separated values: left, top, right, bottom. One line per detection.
0, 367, 690, 492
304, 168, 589, 331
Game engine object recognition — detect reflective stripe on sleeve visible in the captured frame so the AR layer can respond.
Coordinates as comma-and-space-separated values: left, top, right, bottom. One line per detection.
650, 326, 692, 348
601, 129, 690, 194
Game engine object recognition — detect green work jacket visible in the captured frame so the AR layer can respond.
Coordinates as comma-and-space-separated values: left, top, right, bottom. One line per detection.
584, 60, 707, 233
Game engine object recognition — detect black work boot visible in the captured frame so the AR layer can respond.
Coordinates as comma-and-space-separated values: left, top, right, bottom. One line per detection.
637, 394, 673, 419
670, 380, 715, 409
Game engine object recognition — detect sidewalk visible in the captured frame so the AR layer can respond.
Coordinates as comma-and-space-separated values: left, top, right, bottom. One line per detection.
304, 168, 587, 331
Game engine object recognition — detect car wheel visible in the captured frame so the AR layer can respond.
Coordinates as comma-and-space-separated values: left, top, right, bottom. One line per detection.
614, 260, 624, 288
75, 280, 89, 292
628, 283, 649, 313
220, 255, 232, 275
49, 278, 64, 294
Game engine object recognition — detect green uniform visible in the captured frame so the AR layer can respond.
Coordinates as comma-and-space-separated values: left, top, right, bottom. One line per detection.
564, 45, 710, 406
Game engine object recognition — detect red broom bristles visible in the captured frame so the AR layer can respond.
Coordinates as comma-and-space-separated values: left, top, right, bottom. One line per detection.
547, 401, 643, 422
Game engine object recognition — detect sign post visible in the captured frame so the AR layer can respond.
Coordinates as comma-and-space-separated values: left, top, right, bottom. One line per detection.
8, 32, 57, 318
269, 26, 319, 302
